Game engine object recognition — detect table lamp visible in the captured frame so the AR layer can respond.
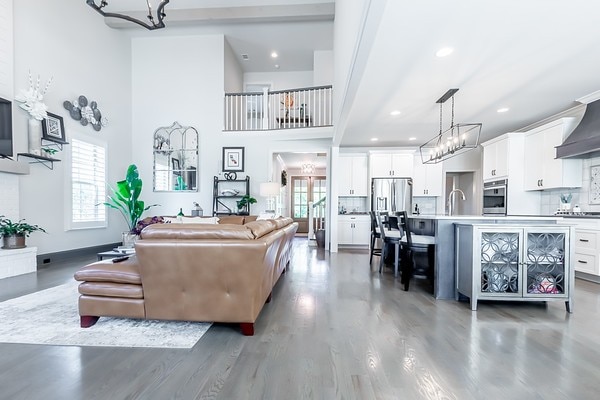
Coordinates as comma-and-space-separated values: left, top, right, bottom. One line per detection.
260, 182, 280, 213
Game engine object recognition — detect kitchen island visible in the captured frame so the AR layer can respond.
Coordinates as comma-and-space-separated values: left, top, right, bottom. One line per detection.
408, 215, 564, 299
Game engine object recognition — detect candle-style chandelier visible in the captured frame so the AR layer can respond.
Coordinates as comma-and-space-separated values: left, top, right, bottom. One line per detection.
86, 0, 170, 30
419, 88, 481, 164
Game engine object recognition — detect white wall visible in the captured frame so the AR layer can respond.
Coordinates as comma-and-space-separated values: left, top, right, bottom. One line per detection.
313, 50, 333, 86
224, 38, 243, 93
13, 0, 132, 254
132, 34, 225, 216
0, 0, 13, 99
244, 71, 313, 91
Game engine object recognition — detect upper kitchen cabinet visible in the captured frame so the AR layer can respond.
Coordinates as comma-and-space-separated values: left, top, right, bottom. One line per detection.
338, 153, 368, 196
370, 152, 414, 178
524, 118, 582, 191
482, 136, 509, 181
412, 155, 443, 196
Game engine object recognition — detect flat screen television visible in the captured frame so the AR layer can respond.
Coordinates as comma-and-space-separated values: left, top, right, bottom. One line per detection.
0, 96, 13, 158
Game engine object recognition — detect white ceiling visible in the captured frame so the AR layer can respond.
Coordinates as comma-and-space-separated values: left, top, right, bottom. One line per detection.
92, 0, 600, 148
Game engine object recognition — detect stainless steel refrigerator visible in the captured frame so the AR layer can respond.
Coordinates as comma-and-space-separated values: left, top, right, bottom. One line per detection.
371, 178, 413, 214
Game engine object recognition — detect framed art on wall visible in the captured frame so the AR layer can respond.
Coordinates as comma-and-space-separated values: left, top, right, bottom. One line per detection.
41, 112, 67, 143
222, 147, 244, 172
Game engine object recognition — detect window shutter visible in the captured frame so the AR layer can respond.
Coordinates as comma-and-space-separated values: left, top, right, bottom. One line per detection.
71, 138, 106, 224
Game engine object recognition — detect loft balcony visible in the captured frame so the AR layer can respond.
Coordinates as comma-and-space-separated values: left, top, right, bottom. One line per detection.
224, 85, 333, 132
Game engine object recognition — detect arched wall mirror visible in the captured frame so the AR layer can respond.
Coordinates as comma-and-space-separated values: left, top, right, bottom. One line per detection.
153, 121, 199, 192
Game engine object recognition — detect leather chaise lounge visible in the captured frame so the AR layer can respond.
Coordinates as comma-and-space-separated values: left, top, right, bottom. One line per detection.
74, 217, 298, 336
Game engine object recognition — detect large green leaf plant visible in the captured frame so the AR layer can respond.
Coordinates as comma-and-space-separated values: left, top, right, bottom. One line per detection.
103, 165, 158, 233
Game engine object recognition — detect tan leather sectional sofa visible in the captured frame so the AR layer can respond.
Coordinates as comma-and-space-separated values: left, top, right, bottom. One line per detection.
74, 217, 298, 336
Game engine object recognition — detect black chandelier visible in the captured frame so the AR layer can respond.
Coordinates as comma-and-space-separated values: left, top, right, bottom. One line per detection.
86, 0, 170, 30
419, 88, 482, 164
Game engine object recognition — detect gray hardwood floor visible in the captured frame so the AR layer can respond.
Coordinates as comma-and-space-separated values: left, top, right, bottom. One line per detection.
1, 239, 600, 399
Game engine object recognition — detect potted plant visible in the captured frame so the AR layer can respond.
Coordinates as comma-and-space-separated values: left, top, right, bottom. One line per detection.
236, 195, 257, 215
0, 215, 46, 249
103, 164, 158, 247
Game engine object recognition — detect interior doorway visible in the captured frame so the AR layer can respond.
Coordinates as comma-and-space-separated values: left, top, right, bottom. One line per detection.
291, 175, 326, 234
445, 172, 476, 215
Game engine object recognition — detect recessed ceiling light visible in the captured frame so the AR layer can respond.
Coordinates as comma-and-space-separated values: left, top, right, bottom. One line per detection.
371, 138, 379, 141
274, 64, 280, 69
408, 137, 416, 141
497, 107, 510, 113
390, 110, 401, 116
436, 47, 454, 57
271, 51, 278, 58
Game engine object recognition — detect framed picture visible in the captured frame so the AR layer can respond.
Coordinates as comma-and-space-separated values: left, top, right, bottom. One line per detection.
41, 112, 66, 143
171, 158, 181, 175
222, 147, 245, 172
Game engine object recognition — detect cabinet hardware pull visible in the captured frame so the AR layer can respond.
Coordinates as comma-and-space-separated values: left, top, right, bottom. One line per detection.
579, 239, 589, 242
577, 260, 588, 264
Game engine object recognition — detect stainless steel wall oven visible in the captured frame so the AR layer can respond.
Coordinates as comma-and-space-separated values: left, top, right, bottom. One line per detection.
483, 179, 507, 215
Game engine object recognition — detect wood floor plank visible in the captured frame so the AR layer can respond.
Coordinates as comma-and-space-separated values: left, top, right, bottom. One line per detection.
1, 239, 600, 399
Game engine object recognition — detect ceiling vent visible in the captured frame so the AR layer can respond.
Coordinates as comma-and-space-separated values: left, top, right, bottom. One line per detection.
241, 54, 249, 61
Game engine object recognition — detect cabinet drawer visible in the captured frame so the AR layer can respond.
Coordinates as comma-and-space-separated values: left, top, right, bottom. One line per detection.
575, 230, 597, 250
573, 252, 597, 275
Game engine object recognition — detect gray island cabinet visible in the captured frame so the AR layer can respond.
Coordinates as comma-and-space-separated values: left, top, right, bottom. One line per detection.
455, 223, 574, 312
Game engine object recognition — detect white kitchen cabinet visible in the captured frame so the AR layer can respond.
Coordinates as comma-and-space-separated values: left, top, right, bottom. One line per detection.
455, 224, 573, 312
572, 229, 599, 275
370, 153, 414, 178
338, 154, 368, 196
337, 215, 370, 245
412, 155, 443, 196
482, 137, 509, 181
524, 118, 582, 191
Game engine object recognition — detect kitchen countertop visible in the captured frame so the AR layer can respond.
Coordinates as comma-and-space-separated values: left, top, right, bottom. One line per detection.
408, 214, 563, 221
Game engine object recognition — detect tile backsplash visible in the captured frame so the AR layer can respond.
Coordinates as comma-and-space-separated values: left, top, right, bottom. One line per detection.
412, 197, 437, 215
540, 156, 600, 215
338, 196, 367, 213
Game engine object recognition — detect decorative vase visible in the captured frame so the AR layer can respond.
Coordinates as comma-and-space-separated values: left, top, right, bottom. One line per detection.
121, 232, 139, 248
28, 118, 42, 156
2, 234, 26, 249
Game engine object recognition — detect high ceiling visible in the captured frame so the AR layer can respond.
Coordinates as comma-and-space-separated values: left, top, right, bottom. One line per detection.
90, 0, 600, 149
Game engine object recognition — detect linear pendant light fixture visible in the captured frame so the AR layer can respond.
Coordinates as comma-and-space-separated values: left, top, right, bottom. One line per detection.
420, 89, 482, 164
86, 0, 170, 30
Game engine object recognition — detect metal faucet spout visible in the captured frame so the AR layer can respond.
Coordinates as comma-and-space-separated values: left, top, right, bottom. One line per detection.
447, 189, 466, 216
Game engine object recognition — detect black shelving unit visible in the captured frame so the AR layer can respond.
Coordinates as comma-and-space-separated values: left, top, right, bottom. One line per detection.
213, 175, 251, 216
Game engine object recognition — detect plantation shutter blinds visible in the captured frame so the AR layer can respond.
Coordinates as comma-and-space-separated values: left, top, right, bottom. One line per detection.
71, 138, 106, 224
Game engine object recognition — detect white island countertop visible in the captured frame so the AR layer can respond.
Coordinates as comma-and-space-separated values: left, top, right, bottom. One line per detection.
408, 214, 563, 221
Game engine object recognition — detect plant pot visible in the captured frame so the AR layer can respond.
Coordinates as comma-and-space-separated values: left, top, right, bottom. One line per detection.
315, 229, 325, 248
2, 234, 26, 249
121, 232, 139, 248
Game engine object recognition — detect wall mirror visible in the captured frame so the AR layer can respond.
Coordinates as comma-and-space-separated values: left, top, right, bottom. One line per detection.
153, 121, 199, 192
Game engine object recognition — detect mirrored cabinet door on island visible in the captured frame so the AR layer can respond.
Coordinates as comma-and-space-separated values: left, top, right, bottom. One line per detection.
153, 121, 199, 192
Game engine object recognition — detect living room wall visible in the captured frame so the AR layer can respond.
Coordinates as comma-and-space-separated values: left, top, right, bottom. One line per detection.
12, 0, 132, 254
131, 33, 332, 217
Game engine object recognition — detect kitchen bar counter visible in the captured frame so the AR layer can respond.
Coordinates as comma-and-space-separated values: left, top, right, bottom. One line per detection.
408, 215, 563, 299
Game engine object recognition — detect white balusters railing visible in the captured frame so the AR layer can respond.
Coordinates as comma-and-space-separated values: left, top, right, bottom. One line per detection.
224, 85, 333, 131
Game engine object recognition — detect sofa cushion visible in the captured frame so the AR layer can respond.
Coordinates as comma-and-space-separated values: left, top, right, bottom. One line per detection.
78, 282, 144, 299
74, 258, 142, 284
163, 216, 220, 224
272, 217, 293, 229
140, 223, 255, 240
217, 215, 246, 225
244, 220, 277, 238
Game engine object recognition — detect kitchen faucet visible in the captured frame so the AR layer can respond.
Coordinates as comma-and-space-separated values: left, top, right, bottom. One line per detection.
447, 189, 466, 216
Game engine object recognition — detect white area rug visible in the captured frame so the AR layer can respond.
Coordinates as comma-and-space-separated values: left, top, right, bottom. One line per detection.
0, 281, 211, 348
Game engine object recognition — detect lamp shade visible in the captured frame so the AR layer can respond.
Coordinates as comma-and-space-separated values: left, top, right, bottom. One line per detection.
260, 182, 280, 197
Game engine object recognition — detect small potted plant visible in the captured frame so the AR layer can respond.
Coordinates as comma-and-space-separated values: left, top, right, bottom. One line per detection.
0, 215, 46, 249
236, 195, 257, 215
